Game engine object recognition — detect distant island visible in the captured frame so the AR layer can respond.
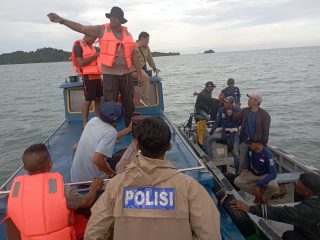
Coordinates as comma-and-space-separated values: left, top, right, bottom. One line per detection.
151, 51, 180, 57
0, 48, 180, 65
203, 49, 215, 54
0, 48, 70, 65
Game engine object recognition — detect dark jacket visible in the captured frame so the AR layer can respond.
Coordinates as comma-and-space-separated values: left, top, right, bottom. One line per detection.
232, 107, 271, 145
195, 89, 220, 119
250, 197, 320, 240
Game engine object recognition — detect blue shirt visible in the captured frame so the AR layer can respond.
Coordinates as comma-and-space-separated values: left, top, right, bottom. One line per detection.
245, 147, 277, 187
222, 86, 241, 103
211, 105, 240, 134
243, 111, 256, 141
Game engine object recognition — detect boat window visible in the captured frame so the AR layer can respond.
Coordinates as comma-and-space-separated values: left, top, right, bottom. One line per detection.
68, 88, 94, 113
133, 81, 159, 108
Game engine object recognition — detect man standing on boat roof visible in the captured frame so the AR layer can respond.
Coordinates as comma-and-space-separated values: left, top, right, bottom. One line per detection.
234, 134, 279, 204
72, 35, 102, 128
230, 93, 271, 171
47, 6, 142, 127
194, 81, 220, 121
222, 78, 241, 106
131, 31, 160, 106
84, 117, 222, 240
6, 143, 103, 239
71, 101, 132, 182
232, 171, 320, 240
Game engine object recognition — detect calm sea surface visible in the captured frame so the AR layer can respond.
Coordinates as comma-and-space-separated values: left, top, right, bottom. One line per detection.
0, 46, 319, 185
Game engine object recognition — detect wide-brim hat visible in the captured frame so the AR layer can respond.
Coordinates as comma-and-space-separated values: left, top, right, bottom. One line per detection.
105, 6, 127, 24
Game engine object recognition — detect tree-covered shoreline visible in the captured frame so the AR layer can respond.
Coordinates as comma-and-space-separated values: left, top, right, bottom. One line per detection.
0, 48, 180, 65
0, 48, 70, 65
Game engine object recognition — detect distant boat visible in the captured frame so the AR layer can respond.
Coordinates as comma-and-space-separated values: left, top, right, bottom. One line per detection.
204, 49, 215, 54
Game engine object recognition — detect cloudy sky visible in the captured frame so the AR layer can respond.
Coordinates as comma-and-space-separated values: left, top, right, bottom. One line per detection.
1, 0, 320, 54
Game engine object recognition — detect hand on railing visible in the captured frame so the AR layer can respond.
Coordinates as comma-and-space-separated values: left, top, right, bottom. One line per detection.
153, 68, 160, 77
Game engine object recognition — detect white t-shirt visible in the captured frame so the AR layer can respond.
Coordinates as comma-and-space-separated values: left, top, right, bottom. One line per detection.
71, 117, 117, 182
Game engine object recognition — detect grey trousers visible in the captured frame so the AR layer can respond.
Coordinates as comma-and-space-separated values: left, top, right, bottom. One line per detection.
239, 142, 249, 170
234, 171, 279, 200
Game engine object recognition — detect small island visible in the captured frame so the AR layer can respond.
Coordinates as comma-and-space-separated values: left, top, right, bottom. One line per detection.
203, 49, 215, 54
0, 48, 180, 65
151, 51, 180, 57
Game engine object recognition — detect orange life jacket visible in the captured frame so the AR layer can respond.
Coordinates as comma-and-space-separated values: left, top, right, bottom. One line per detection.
72, 40, 101, 75
7, 173, 76, 240
99, 23, 135, 68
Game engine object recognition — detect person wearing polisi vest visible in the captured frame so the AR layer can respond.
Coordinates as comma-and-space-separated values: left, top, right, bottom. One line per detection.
72, 35, 102, 128
231, 171, 320, 240
84, 117, 222, 240
47, 7, 142, 127
7, 143, 103, 240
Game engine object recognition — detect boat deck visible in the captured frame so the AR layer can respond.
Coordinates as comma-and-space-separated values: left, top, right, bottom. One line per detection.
0, 77, 248, 239
0, 117, 246, 240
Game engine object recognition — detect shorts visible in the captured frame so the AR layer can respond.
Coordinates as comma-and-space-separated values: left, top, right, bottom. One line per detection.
83, 76, 103, 101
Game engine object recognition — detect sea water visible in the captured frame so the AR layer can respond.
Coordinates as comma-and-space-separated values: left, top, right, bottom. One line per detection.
0, 46, 319, 185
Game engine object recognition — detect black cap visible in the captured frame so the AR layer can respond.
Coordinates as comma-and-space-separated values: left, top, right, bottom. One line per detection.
105, 6, 127, 24
300, 171, 320, 195
205, 81, 216, 88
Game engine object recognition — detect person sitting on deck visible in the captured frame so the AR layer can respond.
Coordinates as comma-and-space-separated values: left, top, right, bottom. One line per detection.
221, 78, 241, 107
231, 171, 320, 240
193, 81, 220, 122
84, 117, 222, 240
70, 101, 132, 182
6, 143, 103, 240
72, 34, 102, 128
234, 134, 279, 204
203, 96, 241, 173
131, 31, 160, 106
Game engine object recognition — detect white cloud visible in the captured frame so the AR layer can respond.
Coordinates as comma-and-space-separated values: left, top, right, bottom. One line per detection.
0, 0, 319, 54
